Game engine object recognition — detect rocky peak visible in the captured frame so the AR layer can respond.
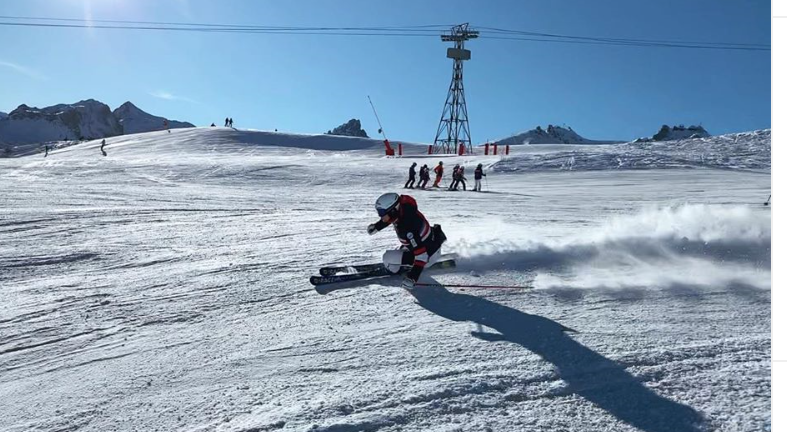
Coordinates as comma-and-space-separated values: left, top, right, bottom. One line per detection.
326, 119, 369, 138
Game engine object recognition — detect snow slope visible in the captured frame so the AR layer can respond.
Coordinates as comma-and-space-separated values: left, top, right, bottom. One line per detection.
493, 129, 770, 172
0, 127, 770, 431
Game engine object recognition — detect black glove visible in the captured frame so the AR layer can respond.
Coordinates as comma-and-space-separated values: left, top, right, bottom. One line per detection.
367, 223, 378, 235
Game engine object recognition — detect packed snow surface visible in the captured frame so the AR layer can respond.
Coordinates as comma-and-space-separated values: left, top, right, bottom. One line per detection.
0, 127, 770, 431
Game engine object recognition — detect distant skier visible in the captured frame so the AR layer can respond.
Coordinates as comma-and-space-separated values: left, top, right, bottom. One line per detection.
164, 119, 170, 133
100, 139, 107, 157
473, 163, 486, 191
448, 164, 460, 190
368, 193, 447, 289
44, 145, 49, 158
433, 161, 444, 188
417, 164, 430, 189
224, 118, 229, 127
405, 162, 417, 189
211, 123, 216, 127
229, 118, 234, 128
457, 166, 467, 191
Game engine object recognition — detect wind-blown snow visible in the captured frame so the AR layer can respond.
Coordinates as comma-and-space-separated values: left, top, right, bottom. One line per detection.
449, 204, 770, 291
0, 127, 770, 431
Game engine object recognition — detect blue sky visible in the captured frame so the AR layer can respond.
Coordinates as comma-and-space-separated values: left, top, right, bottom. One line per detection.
0, 0, 770, 142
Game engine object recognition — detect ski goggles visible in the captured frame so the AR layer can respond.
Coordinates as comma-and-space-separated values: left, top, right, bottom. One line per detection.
378, 209, 400, 220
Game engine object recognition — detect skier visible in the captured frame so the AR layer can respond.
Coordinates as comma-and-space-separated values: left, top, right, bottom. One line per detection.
100, 139, 107, 157
448, 164, 460, 190
473, 163, 486, 191
404, 162, 417, 189
224, 118, 229, 127
433, 161, 444, 188
229, 118, 234, 128
418, 164, 430, 189
457, 166, 467, 191
44, 145, 49, 158
367, 193, 447, 289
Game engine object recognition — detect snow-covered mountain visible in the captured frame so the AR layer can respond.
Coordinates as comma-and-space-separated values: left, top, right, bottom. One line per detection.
496, 125, 621, 145
0, 99, 123, 144
0, 111, 7, 120
113, 101, 194, 135
0, 99, 194, 145
326, 118, 369, 138
635, 124, 711, 142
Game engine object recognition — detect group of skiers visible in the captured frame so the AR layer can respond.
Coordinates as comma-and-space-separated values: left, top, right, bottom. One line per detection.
224, 118, 235, 128
405, 161, 487, 192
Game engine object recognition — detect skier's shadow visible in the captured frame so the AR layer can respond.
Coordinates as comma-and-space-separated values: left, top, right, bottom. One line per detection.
410, 283, 705, 432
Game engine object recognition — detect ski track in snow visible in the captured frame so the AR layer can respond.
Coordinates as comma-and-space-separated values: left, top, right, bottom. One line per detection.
0, 128, 771, 431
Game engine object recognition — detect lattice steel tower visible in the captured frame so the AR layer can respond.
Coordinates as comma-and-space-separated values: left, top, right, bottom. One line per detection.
433, 23, 479, 154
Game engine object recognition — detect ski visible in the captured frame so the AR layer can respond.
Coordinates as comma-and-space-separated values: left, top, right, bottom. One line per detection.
319, 262, 387, 277
311, 259, 457, 293
311, 266, 393, 290
319, 254, 456, 277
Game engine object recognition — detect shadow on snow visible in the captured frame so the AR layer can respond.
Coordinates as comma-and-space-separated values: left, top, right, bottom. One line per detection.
410, 281, 705, 432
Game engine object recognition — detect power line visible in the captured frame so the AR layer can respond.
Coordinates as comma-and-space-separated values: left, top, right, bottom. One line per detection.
0, 15, 448, 32
0, 15, 769, 51
483, 35, 769, 51
0, 22, 442, 37
478, 26, 770, 48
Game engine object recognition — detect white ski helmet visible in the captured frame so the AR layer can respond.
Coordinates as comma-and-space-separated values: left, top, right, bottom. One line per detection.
375, 193, 400, 217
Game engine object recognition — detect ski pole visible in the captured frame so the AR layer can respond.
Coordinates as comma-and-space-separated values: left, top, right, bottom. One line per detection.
367, 95, 387, 141
415, 282, 531, 289
765, 194, 771, 206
